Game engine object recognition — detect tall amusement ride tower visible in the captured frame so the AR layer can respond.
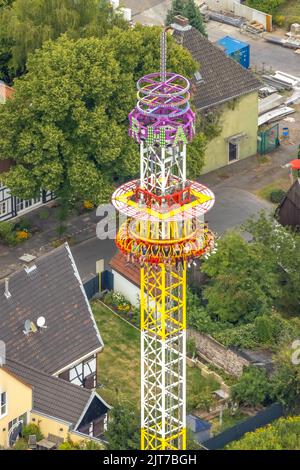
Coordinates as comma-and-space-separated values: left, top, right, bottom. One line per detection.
112, 30, 215, 450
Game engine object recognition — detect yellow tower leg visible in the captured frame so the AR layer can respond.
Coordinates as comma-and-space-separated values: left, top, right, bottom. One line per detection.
140, 262, 187, 450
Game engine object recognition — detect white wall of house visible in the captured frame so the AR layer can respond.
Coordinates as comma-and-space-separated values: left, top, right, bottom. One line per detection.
112, 270, 140, 308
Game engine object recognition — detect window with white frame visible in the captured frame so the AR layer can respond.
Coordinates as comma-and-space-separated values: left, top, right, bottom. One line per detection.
0, 392, 7, 417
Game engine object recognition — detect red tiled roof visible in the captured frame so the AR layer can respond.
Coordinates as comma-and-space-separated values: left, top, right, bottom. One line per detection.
110, 252, 140, 287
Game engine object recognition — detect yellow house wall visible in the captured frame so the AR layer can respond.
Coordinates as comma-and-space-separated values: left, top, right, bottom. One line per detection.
0, 368, 32, 448
201, 92, 258, 174
30, 412, 70, 441
30, 414, 94, 447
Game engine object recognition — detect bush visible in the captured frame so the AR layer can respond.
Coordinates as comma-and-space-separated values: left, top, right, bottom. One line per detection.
214, 323, 258, 349
104, 291, 130, 311
0, 221, 17, 245
273, 14, 285, 26
15, 217, 31, 232
227, 416, 300, 450
231, 366, 271, 407
254, 315, 274, 343
270, 189, 285, 204
286, 16, 300, 30
187, 338, 197, 358
13, 438, 28, 450
22, 423, 43, 442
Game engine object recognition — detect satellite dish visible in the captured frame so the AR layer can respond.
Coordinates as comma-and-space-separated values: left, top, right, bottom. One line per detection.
30, 321, 38, 333
37, 316, 46, 328
24, 319, 31, 333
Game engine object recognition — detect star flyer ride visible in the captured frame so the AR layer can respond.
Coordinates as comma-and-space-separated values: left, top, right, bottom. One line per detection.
112, 30, 215, 450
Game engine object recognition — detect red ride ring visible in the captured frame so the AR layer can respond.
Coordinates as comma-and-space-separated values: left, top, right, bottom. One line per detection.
116, 225, 214, 265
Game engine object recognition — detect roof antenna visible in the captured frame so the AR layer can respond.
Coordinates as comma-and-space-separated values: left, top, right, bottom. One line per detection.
160, 28, 167, 83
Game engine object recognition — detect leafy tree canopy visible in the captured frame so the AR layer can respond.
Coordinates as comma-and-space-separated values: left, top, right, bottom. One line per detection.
227, 416, 300, 450
0, 27, 200, 204
270, 346, 300, 411
0, 0, 128, 79
166, 0, 206, 36
201, 231, 277, 323
246, 0, 284, 15
231, 366, 271, 407
244, 212, 300, 314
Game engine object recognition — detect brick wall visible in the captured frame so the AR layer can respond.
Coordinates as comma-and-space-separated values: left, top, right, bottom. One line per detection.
188, 329, 250, 377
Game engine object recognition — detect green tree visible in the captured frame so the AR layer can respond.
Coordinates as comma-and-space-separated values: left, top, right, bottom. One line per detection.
270, 347, 300, 411
0, 0, 13, 9
0, 0, 128, 79
246, 0, 284, 15
104, 402, 140, 450
201, 232, 276, 323
227, 416, 300, 450
245, 213, 300, 315
231, 366, 271, 407
166, 0, 206, 36
0, 27, 199, 204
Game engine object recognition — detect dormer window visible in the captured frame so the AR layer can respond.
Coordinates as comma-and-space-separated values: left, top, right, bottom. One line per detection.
0, 391, 7, 417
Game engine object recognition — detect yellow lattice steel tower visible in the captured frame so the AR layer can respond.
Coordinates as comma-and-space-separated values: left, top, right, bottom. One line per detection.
112, 30, 215, 450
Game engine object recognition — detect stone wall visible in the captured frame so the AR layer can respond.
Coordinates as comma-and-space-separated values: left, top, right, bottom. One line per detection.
188, 329, 250, 377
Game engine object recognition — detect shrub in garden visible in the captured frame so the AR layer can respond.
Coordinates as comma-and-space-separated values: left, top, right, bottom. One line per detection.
273, 14, 285, 26
0, 221, 18, 245
231, 366, 271, 407
83, 200, 94, 210
22, 423, 43, 442
13, 438, 28, 450
227, 416, 300, 450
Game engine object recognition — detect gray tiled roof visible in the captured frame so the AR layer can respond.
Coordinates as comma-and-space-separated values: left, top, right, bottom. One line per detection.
4, 358, 92, 425
0, 244, 103, 375
172, 27, 261, 110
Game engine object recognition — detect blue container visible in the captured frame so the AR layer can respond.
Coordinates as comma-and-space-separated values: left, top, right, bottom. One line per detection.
217, 36, 250, 69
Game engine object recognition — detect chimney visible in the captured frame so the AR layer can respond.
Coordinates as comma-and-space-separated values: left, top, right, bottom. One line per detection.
20, 253, 37, 274
172, 15, 191, 31
4, 277, 11, 299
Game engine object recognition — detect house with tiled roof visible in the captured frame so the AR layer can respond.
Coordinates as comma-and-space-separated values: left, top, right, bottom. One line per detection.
0, 243, 110, 448
171, 16, 261, 174
0, 81, 54, 221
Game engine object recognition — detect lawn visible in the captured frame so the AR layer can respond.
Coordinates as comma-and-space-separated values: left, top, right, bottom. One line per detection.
93, 302, 218, 411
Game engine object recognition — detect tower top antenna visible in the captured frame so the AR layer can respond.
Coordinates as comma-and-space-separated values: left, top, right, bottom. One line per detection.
160, 29, 167, 83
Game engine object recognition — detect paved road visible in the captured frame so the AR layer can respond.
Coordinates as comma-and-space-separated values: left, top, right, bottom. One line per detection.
71, 237, 116, 281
